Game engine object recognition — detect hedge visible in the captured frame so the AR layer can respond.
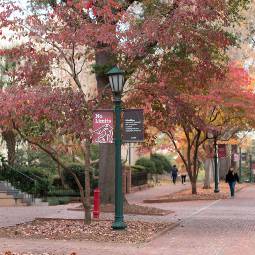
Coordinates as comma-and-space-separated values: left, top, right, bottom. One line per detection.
135, 157, 156, 174
0, 164, 50, 197
62, 163, 98, 193
150, 153, 172, 174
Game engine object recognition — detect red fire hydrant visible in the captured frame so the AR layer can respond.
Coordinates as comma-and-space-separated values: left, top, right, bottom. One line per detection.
93, 188, 100, 219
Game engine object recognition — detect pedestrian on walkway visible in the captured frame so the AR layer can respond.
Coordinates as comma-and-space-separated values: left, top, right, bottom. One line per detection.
171, 165, 178, 184
180, 164, 187, 185
225, 167, 239, 197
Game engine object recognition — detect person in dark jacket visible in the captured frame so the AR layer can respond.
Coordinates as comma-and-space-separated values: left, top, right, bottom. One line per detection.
225, 168, 239, 197
171, 165, 178, 184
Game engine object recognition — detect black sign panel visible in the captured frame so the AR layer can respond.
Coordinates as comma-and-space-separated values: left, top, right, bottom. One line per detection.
123, 109, 144, 142
241, 152, 247, 161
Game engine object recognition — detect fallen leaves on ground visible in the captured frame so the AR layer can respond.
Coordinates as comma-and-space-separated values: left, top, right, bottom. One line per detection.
0, 219, 172, 244
1, 252, 51, 255
72, 203, 173, 216
0, 252, 76, 255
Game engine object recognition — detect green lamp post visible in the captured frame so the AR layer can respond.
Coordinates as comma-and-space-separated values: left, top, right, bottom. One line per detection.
208, 131, 219, 193
107, 67, 127, 230
250, 154, 252, 183
213, 134, 220, 193
239, 147, 242, 183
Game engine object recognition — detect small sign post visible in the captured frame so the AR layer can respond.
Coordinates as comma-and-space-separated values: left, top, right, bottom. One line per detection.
241, 152, 247, 161
218, 144, 227, 158
123, 109, 144, 142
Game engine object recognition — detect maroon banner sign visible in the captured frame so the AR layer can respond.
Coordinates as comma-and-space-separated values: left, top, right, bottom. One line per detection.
205, 145, 214, 159
252, 162, 255, 171
92, 110, 113, 144
218, 144, 227, 158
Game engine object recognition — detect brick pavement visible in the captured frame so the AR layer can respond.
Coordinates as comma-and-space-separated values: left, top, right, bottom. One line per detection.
1, 184, 255, 254
143, 185, 255, 255
0, 205, 70, 228
0, 183, 188, 226
126, 182, 186, 204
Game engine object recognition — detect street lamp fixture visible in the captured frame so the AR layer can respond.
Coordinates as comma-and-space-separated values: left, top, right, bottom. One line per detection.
107, 67, 125, 96
107, 67, 127, 230
208, 130, 220, 193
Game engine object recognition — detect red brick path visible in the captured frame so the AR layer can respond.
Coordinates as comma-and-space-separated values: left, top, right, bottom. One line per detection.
1, 184, 255, 255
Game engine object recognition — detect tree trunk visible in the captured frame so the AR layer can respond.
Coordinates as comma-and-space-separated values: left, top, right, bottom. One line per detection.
203, 158, 213, 189
191, 178, 197, 194
56, 162, 67, 188
54, 152, 67, 188
99, 143, 115, 204
2, 129, 16, 166
95, 50, 116, 204
83, 140, 92, 224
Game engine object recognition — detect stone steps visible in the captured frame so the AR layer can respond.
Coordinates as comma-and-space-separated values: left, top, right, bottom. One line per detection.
0, 181, 47, 207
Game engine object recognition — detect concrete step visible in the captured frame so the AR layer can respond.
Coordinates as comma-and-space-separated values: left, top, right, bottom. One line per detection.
0, 197, 27, 207
0, 192, 14, 199
0, 181, 34, 206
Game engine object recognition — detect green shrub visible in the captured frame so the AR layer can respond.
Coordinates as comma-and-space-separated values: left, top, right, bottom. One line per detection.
48, 189, 79, 197
15, 149, 56, 171
47, 196, 71, 206
150, 154, 164, 174
131, 165, 145, 172
52, 175, 63, 187
150, 154, 172, 174
0, 164, 50, 197
62, 163, 98, 193
90, 144, 99, 161
135, 157, 156, 174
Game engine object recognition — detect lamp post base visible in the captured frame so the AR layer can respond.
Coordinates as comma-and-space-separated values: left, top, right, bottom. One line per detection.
112, 220, 127, 230
214, 189, 220, 193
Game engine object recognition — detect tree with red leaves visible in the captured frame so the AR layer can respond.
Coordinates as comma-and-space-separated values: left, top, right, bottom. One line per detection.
0, 0, 252, 199
129, 62, 255, 194
0, 26, 96, 222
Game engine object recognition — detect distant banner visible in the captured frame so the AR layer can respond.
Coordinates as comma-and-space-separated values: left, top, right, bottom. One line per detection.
218, 144, 227, 158
123, 109, 144, 142
231, 145, 238, 162
241, 152, 247, 161
252, 162, 255, 171
205, 145, 214, 159
92, 110, 113, 144
233, 153, 239, 162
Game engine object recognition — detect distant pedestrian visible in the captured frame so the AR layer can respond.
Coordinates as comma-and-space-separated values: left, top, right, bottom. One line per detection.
171, 165, 178, 184
180, 165, 187, 185
225, 167, 239, 197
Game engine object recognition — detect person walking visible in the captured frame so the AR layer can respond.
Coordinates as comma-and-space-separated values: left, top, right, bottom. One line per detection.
180, 164, 187, 185
225, 167, 239, 197
171, 165, 178, 184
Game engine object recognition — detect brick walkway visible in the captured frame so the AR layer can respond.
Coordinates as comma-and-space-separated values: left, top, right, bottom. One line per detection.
127, 181, 186, 204
145, 185, 255, 255
1, 184, 255, 254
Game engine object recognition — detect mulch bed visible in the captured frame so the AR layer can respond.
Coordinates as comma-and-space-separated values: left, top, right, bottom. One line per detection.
1, 253, 76, 255
70, 203, 173, 216
144, 182, 248, 203
1, 252, 80, 255
0, 219, 174, 244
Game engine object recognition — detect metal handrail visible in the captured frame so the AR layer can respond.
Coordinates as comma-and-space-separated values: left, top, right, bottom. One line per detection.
0, 155, 37, 202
